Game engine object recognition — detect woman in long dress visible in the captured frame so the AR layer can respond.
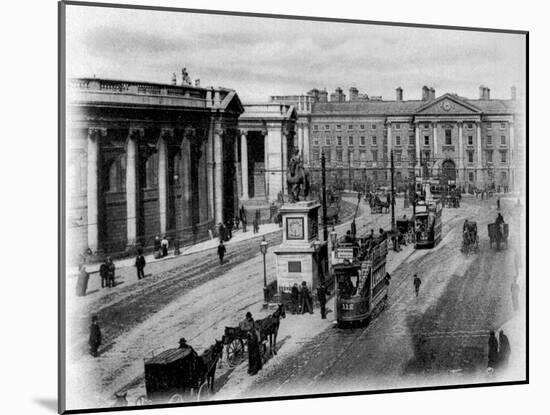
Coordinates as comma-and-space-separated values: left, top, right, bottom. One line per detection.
247, 328, 262, 375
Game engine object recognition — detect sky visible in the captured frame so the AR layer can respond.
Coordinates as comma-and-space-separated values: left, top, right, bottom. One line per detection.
66, 4, 526, 103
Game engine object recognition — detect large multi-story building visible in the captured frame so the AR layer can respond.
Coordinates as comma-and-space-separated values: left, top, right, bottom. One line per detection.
271, 85, 524, 192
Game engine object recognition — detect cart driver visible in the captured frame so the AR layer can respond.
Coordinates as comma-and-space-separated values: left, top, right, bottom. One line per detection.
495, 213, 504, 225
178, 337, 198, 358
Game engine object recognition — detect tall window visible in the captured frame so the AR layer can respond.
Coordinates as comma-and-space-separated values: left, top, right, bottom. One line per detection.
372, 136, 377, 146
348, 136, 354, 146
468, 135, 473, 146
395, 123, 401, 130
424, 136, 430, 146
348, 125, 353, 130
360, 151, 367, 162
336, 150, 343, 162
371, 150, 378, 161
323, 149, 331, 163
501, 151, 507, 163
501, 135, 506, 145
467, 151, 474, 163
313, 136, 319, 146
409, 135, 415, 146
395, 136, 401, 146
336, 136, 342, 146
469, 172, 474, 182
360, 136, 366, 146
408, 150, 416, 165
394, 150, 402, 166
312, 150, 319, 162
360, 124, 365, 130
487, 135, 492, 146
371, 124, 377, 130
445, 129, 452, 145
325, 136, 331, 145
486, 150, 493, 163
468, 123, 473, 129
325, 124, 330, 130
348, 150, 354, 163
336, 124, 342, 130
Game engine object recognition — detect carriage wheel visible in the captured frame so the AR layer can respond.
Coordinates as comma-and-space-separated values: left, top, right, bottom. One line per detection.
168, 394, 184, 403
135, 395, 150, 406
227, 339, 244, 367
198, 382, 212, 401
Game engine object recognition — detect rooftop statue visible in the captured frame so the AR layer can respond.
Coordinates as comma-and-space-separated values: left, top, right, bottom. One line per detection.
287, 149, 310, 203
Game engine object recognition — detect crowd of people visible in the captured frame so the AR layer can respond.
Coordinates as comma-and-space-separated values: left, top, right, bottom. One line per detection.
487, 329, 512, 372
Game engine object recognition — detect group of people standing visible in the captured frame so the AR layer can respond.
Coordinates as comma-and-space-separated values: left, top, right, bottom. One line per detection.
289, 281, 330, 319
488, 329, 511, 371
99, 257, 116, 288
153, 235, 170, 258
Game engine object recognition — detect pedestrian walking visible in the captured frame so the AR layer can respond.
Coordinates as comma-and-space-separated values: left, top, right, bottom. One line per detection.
218, 222, 226, 242
99, 258, 109, 289
217, 240, 226, 265
300, 281, 314, 314
161, 235, 169, 257
135, 249, 146, 280
242, 215, 248, 232
413, 274, 421, 297
76, 263, 90, 297
316, 283, 329, 319
252, 217, 259, 234
487, 330, 499, 369
106, 257, 116, 288
291, 283, 300, 314
510, 281, 520, 311
498, 330, 511, 369
88, 315, 102, 358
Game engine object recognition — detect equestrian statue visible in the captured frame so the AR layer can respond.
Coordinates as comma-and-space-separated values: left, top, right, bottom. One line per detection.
286, 149, 310, 202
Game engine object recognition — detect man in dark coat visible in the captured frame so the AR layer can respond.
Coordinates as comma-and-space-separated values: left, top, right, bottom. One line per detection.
217, 240, 226, 265
300, 281, 314, 314
498, 330, 511, 369
413, 274, 421, 297
107, 257, 116, 288
135, 249, 146, 280
99, 259, 109, 289
247, 326, 263, 375
218, 222, 226, 242
252, 217, 259, 234
89, 315, 101, 357
488, 330, 499, 369
316, 283, 329, 319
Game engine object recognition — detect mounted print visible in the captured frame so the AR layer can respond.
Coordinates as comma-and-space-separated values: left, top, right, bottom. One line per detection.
59, 1, 528, 413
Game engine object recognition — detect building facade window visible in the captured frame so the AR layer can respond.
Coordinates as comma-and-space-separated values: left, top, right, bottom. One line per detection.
445, 129, 452, 145
313, 125, 319, 131
487, 123, 492, 130
395, 135, 401, 146
500, 122, 506, 129
372, 136, 377, 146
325, 124, 330, 130
467, 151, 474, 164
371, 124, 377, 130
348, 136, 354, 146
360, 136, 366, 146
409, 135, 415, 146
312, 150, 319, 162
325, 136, 331, 145
468, 123, 473, 129
395, 123, 401, 130
468, 135, 473, 146
313, 136, 319, 146
348, 150, 354, 162
336, 136, 342, 146
348, 125, 353, 130
360, 124, 365, 130
336, 150, 343, 162
501, 135, 506, 145
500, 151, 507, 163
336, 124, 342, 130
394, 150, 402, 166
469, 172, 474, 182
423, 151, 430, 162
360, 151, 367, 162
408, 150, 416, 165
487, 135, 492, 146
371, 150, 378, 161
323, 149, 331, 163
424, 136, 430, 146
486, 150, 493, 163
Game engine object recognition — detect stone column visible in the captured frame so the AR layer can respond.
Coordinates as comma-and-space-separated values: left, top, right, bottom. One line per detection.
303, 121, 310, 164
415, 123, 421, 176
476, 121, 482, 183
263, 130, 269, 199
206, 122, 214, 221
86, 128, 104, 252
214, 127, 224, 224
386, 122, 392, 166
157, 129, 171, 236
282, 130, 289, 195
509, 121, 515, 191
181, 128, 193, 226
240, 130, 249, 200
126, 128, 142, 247
432, 121, 438, 162
458, 121, 464, 179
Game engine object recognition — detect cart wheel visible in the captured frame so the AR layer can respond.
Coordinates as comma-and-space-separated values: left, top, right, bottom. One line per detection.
227, 339, 244, 366
168, 394, 184, 403
198, 382, 212, 401
135, 395, 150, 406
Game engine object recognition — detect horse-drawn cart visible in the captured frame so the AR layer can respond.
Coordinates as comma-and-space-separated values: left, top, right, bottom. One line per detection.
488, 222, 509, 250
135, 341, 223, 405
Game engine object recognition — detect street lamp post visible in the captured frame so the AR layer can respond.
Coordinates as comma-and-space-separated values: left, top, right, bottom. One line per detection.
260, 236, 268, 302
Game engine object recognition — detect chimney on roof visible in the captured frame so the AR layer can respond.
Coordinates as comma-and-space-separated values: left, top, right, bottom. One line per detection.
319, 88, 328, 103
511, 86, 517, 100
479, 85, 490, 100
396, 87, 403, 102
422, 85, 430, 101
429, 87, 436, 101
349, 87, 359, 102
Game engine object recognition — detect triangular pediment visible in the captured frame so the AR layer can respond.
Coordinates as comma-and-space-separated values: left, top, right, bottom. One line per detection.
415, 94, 482, 115
220, 90, 245, 115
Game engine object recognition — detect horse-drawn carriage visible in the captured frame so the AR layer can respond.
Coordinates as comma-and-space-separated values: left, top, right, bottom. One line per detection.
442, 194, 460, 208
369, 194, 390, 214
135, 340, 223, 405
222, 304, 286, 367
461, 221, 479, 254
488, 222, 509, 250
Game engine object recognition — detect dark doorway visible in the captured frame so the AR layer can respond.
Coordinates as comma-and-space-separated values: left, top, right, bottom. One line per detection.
247, 132, 266, 198
441, 159, 457, 182
222, 132, 237, 222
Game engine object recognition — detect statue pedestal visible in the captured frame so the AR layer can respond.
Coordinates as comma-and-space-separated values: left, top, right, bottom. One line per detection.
273, 201, 326, 294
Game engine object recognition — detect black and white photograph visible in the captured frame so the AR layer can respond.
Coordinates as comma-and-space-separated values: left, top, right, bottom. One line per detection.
58, 1, 528, 413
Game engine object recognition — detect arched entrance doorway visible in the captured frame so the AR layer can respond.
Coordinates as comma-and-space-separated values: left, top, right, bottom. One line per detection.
441, 159, 457, 183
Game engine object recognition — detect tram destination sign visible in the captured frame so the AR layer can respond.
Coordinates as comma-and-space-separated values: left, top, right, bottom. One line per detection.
336, 247, 354, 260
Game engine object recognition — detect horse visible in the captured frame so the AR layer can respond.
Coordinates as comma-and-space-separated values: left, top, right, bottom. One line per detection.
256, 304, 286, 356
287, 156, 310, 202
197, 339, 224, 393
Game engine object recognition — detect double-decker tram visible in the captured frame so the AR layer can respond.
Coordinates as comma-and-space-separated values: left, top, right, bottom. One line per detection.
333, 236, 389, 328
414, 199, 443, 249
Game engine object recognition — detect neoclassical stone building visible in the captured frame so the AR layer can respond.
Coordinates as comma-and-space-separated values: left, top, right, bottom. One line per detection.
271, 85, 524, 192
67, 78, 244, 256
